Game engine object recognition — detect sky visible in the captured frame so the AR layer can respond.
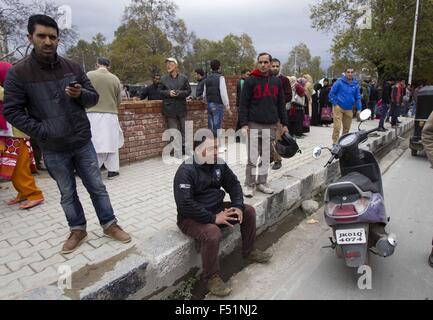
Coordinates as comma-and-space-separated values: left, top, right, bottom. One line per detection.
52, 0, 335, 68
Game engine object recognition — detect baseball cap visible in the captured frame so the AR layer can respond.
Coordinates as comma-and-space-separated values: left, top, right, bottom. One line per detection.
97, 57, 111, 67
166, 57, 178, 65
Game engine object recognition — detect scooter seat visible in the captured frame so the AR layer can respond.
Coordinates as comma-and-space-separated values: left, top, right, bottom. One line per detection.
334, 172, 381, 194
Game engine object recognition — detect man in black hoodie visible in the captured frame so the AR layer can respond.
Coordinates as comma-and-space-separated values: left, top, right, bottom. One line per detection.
239, 53, 289, 198
174, 135, 271, 297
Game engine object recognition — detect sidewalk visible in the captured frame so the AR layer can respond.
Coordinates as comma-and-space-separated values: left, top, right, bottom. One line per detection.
0, 118, 414, 299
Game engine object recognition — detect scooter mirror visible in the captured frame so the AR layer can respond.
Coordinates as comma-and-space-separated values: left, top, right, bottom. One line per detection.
359, 109, 372, 122
312, 147, 322, 159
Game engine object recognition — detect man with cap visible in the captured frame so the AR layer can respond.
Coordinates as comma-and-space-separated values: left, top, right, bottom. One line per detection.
160, 58, 192, 155
87, 57, 124, 179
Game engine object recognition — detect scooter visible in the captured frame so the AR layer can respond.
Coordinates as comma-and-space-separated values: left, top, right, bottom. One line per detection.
313, 109, 397, 268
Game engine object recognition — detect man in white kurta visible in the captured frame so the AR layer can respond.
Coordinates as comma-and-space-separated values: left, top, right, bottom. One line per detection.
87, 58, 124, 179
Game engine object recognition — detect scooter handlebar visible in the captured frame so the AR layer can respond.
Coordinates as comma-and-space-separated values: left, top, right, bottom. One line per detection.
325, 154, 336, 167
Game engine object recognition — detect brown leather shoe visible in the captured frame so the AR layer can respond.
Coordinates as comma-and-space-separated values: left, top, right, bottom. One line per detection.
245, 249, 272, 264
104, 223, 131, 243
207, 275, 232, 297
61, 230, 88, 254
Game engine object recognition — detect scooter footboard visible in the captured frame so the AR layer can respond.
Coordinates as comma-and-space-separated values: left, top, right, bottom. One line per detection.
334, 224, 369, 268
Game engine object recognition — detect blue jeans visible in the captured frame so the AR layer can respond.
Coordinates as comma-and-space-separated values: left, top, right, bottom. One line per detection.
207, 103, 225, 136
43, 141, 117, 231
379, 103, 390, 129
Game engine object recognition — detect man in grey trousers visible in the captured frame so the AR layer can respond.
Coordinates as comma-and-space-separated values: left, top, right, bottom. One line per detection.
160, 58, 192, 155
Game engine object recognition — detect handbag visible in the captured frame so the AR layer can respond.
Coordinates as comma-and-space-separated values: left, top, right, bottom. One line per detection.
294, 94, 305, 106
320, 106, 332, 122
303, 114, 310, 133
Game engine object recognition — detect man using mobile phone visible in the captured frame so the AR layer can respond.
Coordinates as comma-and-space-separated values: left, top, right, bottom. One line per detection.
3, 15, 131, 254
174, 135, 271, 297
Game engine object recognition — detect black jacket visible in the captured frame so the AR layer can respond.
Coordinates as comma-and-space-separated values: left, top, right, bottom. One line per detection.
239, 69, 289, 127
196, 78, 205, 98
319, 85, 331, 107
369, 85, 379, 102
160, 73, 191, 117
382, 82, 392, 104
205, 71, 223, 104
3, 51, 99, 151
140, 83, 162, 100
174, 157, 244, 224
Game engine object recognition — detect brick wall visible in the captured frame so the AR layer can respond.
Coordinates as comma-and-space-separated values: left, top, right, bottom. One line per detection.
118, 75, 240, 165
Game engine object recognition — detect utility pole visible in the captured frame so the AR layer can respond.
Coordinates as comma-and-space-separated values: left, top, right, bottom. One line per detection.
408, 0, 420, 85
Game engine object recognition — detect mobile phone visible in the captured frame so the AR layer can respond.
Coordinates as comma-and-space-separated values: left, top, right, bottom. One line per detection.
69, 81, 78, 88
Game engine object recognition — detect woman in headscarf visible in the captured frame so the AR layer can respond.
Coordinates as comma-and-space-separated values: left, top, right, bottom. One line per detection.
288, 77, 307, 138
319, 78, 333, 126
0, 61, 44, 209
311, 82, 322, 126
303, 74, 314, 116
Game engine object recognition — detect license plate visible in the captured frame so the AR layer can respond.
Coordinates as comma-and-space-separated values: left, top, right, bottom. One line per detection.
336, 228, 367, 245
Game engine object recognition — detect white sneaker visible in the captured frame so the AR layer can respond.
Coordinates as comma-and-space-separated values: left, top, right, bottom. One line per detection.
218, 147, 226, 153
243, 185, 255, 198
257, 184, 274, 195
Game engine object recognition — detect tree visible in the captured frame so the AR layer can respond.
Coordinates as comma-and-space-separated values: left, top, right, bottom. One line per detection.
108, 19, 172, 83
109, 0, 196, 83
183, 33, 257, 78
310, 0, 433, 83
0, 0, 78, 62
124, 0, 195, 64
0, 0, 30, 60
282, 43, 324, 81
66, 33, 108, 73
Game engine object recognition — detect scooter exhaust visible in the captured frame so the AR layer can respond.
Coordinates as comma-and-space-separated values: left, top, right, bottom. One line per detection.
375, 233, 397, 257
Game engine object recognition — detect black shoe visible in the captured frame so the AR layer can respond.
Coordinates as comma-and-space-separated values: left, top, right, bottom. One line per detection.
429, 251, 433, 268
272, 161, 282, 170
378, 127, 388, 132
108, 172, 120, 180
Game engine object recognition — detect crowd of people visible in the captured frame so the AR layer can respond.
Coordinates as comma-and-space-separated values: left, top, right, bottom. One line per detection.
1, 14, 431, 298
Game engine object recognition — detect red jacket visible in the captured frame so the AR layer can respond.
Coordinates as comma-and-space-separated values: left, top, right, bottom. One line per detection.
278, 74, 292, 104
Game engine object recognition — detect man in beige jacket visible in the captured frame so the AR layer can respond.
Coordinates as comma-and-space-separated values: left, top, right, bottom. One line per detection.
87, 58, 124, 179
421, 111, 433, 267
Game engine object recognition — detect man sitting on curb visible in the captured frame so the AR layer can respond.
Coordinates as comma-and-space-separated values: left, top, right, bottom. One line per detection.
174, 135, 272, 297
421, 111, 433, 267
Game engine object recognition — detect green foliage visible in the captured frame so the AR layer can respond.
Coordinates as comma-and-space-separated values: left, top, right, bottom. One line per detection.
282, 43, 325, 81
310, 0, 433, 83
66, 33, 108, 73
183, 33, 257, 78
108, 18, 172, 83
166, 277, 198, 300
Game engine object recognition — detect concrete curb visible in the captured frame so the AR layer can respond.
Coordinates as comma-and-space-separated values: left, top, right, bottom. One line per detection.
17, 120, 414, 300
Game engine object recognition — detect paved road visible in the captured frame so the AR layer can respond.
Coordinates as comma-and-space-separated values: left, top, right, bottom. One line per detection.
213, 150, 433, 300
